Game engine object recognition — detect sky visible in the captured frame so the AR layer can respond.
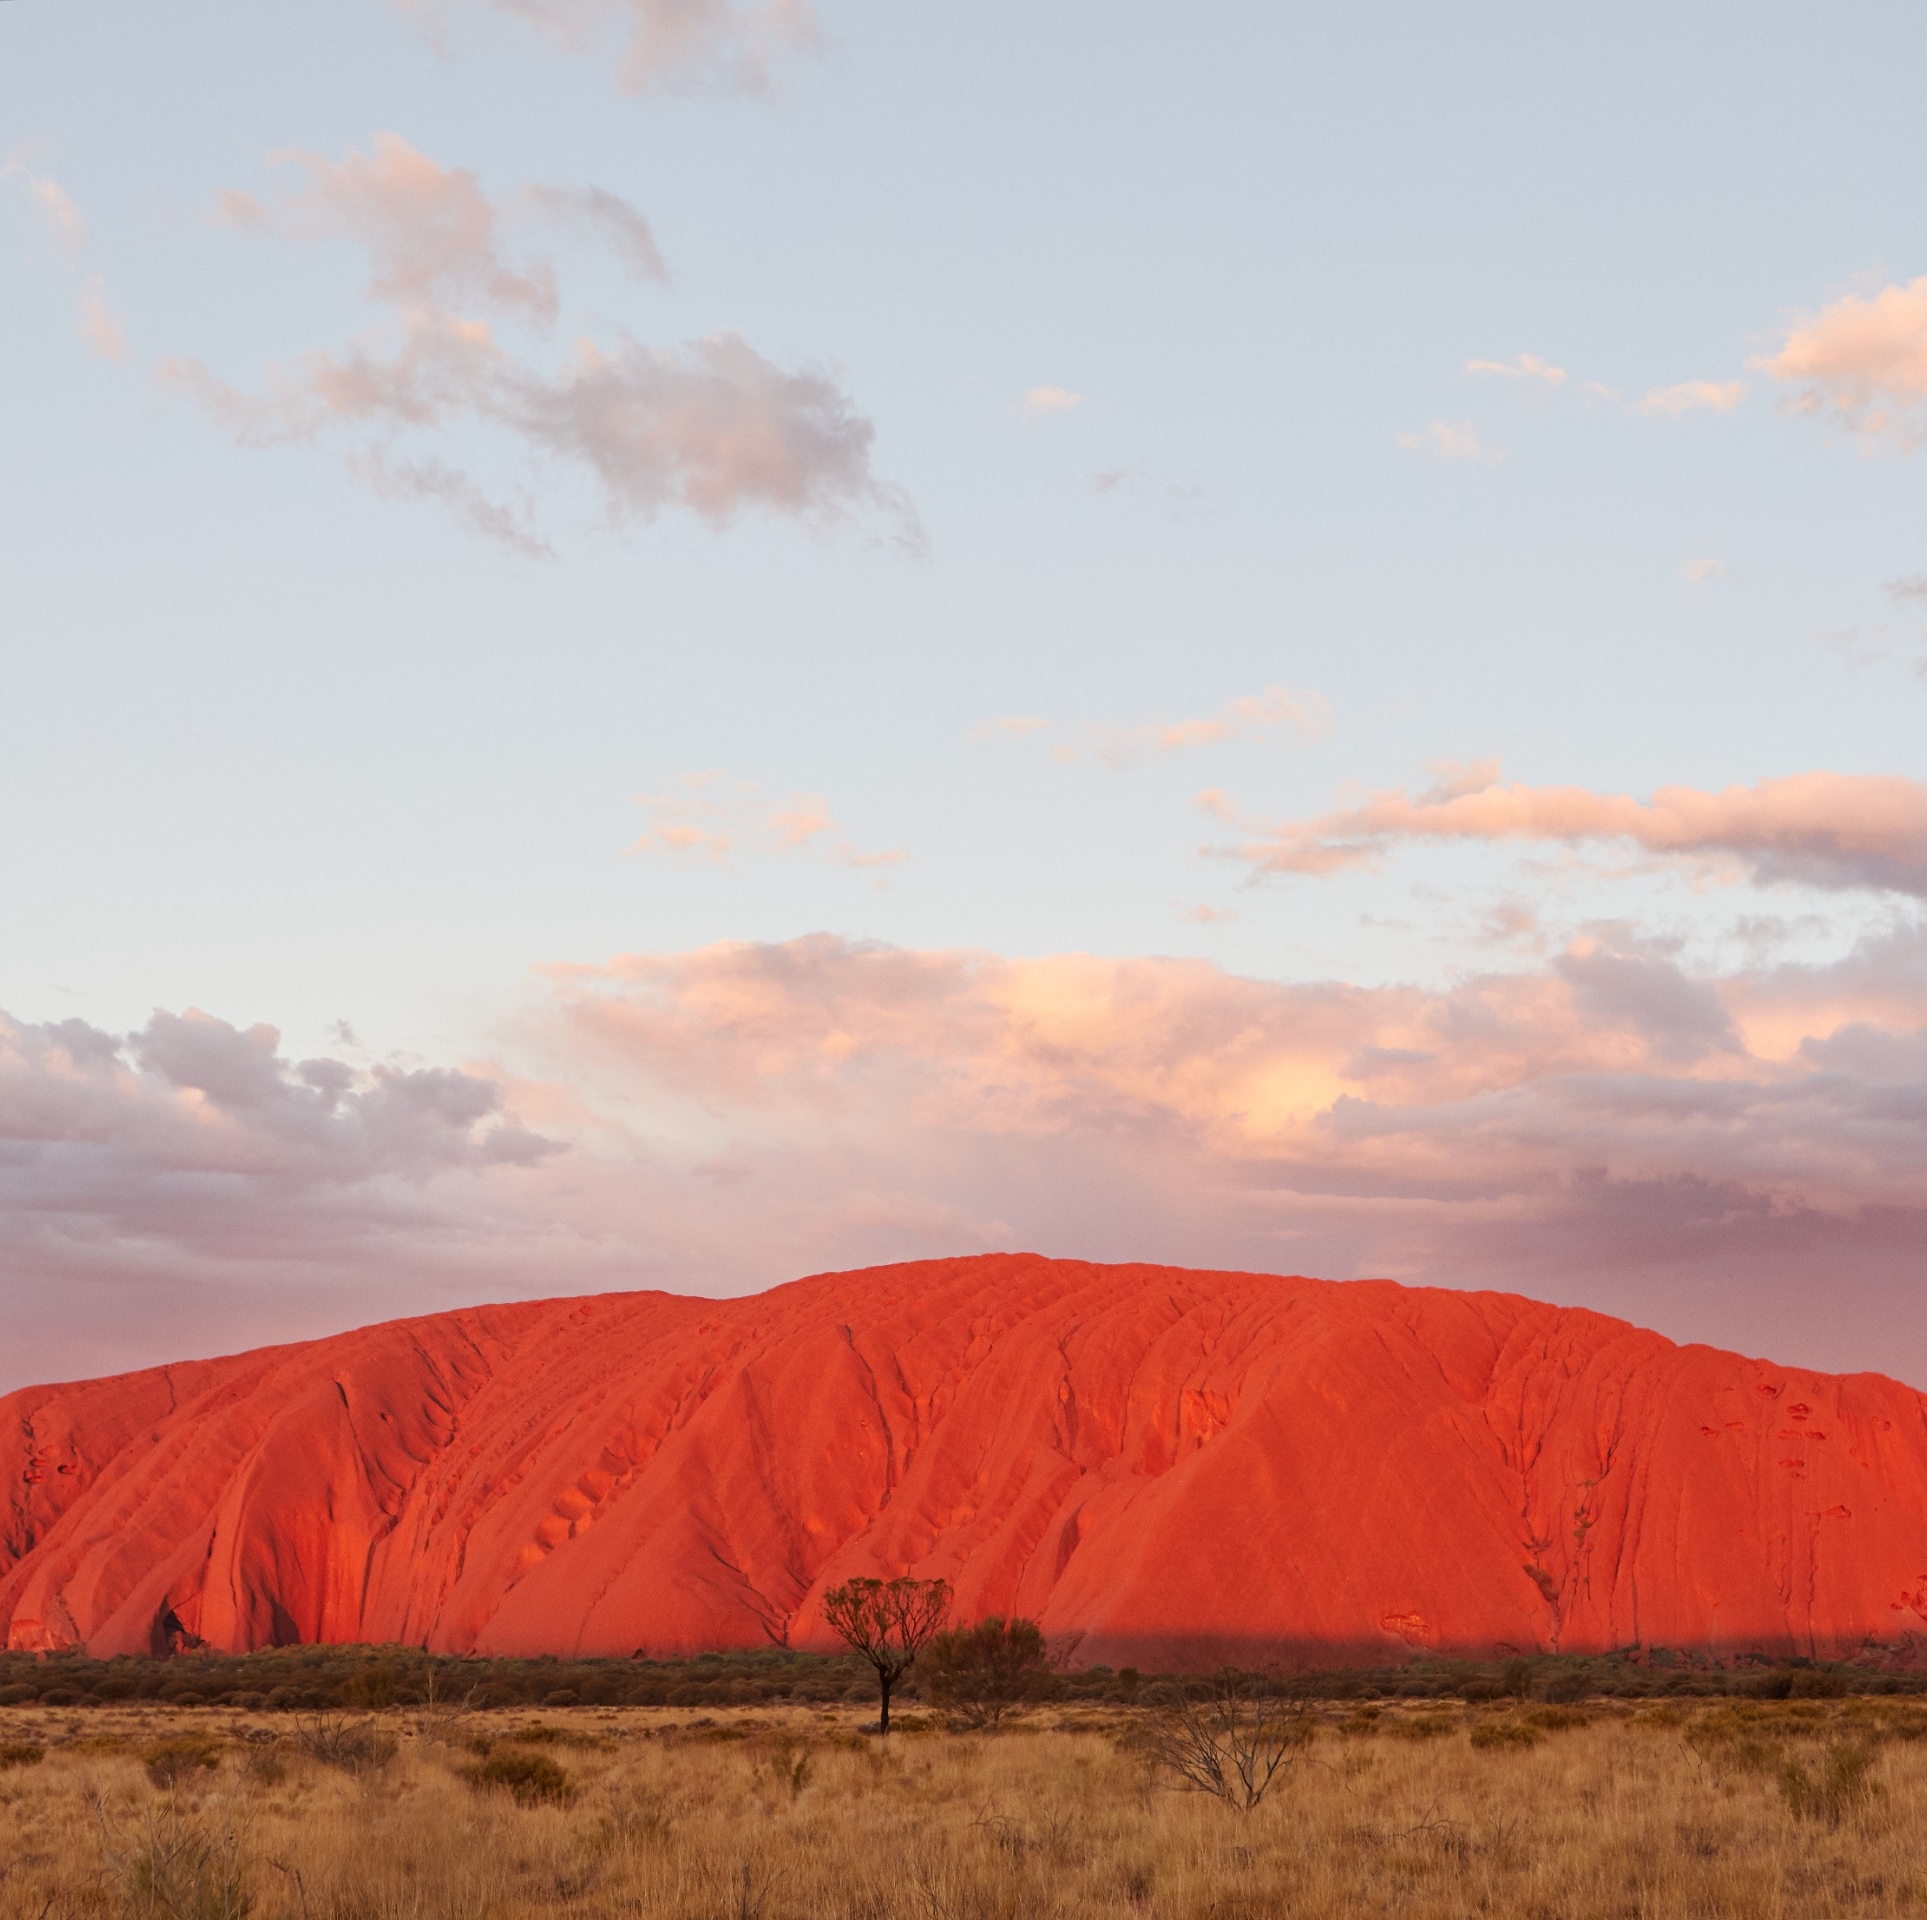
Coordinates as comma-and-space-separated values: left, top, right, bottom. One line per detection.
4, 0, 1926, 1392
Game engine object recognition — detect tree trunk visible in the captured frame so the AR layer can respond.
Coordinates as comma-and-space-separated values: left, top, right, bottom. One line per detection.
878, 1668, 892, 1735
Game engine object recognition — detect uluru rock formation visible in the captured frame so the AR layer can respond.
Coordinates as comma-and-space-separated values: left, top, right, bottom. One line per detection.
4, 1256, 1926, 1669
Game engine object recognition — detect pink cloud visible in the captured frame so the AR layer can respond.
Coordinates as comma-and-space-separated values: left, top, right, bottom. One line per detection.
392, 0, 818, 96
6, 924, 1927, 1389
1757, 275, 1927, 444
1223, 764, 1927, 895
4, 163, 130, 361
1077, 686, 1330, 770
1466, 353, 1565, 387
166, 137, 910, 547
629, 773, 904, 871
1637, 379, 1744, 417
1396, 420, 1501, 462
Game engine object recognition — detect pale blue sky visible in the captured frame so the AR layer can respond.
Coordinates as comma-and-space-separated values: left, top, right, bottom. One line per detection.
3, 0, 1926, 1388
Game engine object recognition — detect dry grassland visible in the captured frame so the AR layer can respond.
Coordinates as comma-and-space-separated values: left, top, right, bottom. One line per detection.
2, 1695, 1924, 1920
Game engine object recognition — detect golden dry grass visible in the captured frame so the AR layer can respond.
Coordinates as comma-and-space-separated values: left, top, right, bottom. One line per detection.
2, 1694, 1924, 1919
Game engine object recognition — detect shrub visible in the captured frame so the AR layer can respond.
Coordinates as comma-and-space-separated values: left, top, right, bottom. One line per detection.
144, 1733, 225, 1789
921, 1616, 1052, 1730
293, 1715, 397, 1776
1386, 1713, 1456, 1740
1470, 1720, 1542, 1750
0, 1684, 33, 1706
1135, 1672, 1313, 1812
0, 1742, 45, 1771
463, 1748, 576, 1807
1789, 1668, 1848, 1700
1779, 1741, 1878, 1827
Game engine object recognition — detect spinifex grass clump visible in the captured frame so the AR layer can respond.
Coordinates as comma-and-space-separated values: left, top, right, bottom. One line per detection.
461, 1746, 576, 1806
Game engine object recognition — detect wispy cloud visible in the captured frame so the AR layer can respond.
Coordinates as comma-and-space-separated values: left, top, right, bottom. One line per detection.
3, 162, 129, 361
969, 716, 1051, 741
629, 773, 905, 873
1396, 420, 1501, 462
1087, 686, 1329, 769
1466, 353, 1565, 387
165, 135, 913, 550
1681, 557, 1727, 585
388, 0, 818, 96
1219, 762, 1927, 896
1756, 275, 1927, 445
1637, 378, 1745, 417
1023, 386, 1083, 413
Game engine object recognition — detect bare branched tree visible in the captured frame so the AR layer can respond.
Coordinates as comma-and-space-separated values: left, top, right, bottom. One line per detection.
1137, 1671, 1312, 1812
821, 1576, 951, 1734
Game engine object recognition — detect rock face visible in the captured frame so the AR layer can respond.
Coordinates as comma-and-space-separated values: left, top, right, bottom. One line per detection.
4, 1256, 1926, 1667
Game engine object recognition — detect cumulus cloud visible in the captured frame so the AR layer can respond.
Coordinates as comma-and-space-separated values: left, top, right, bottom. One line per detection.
629, 773, 905, 872
166, 136, 910, 548
3, 162, 129, 361
1466, 353, 1565, 387
507, 926, 1927, 1383
1220, 764, 1927, 897
9, 923, 1927, 1388
1636, 379, 1744, 417
1397, 420, 1501, 462
0, 1006, 564, 1381
389, 0, 818, 95
1756, 275, 1927, 444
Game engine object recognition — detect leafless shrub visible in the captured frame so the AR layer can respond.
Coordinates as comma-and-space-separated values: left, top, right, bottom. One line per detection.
1135, 1672, 1312, 1812
290, 1715, 396, 1777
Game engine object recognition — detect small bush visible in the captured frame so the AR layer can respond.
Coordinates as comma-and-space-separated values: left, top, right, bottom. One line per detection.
921, 1615, 1053, 1731
293, 1715, 397, 1776
0, 1741, 45, 1770
1386, 1713, 1456, 1740
463, 1748, 576, 1807
144, 1733, 225, 1789
1779, 1741, 1878, 1827
1470, 1720, 1542, 1750
1790, 1668, 1848, 1700
0, 1683, 37, 1706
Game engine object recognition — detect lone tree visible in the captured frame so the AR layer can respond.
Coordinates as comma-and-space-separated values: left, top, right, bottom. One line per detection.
920, 1615, 1052, 1729
821, 1576, 951, 1733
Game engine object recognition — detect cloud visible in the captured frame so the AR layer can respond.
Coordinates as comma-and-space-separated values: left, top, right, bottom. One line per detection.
629, 773, 905, 872
1884, 575, 1927, 605
1756, 275, 1927, 444
388, 0, 818, 96
1023, 386, 1084, 413
1081, 686, 1332, 770
1636, 379, 1745, 417
10, 922, 1927, 1389
1466, 353, 1565, 387
1396, 420, 1501, 462
3, 162, 129, 361
969, 716, 1051, 741
1681, 557, 1727, 585
510, 926, 1927, 1384
166, 136, 911, 548
1221, 763, 1927, 896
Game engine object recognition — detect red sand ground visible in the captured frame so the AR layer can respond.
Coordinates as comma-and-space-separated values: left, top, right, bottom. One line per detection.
4, 1256, 1926, 1668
